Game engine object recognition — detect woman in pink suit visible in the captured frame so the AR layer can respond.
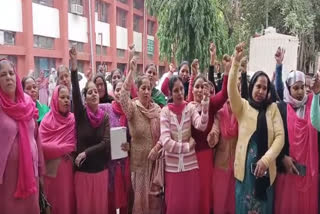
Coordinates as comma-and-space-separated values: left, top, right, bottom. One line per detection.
0, 58, 45, 214
39, 85, 76, 214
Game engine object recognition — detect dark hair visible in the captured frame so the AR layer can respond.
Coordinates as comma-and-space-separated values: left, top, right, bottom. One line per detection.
82, 80, 95, 98
144, 63, 157, 73
57, 65, 70, 78
21, 76, 36, 90
107, 69, 122, 82
135, 75, 150, 89
93, 73, 113, 103
178, 61, 190, 74
58, 84, 69, 93
112, 79, 125, 91
168, 75, 184, 103
248, 71, 271, 102
192, 75, 208, 87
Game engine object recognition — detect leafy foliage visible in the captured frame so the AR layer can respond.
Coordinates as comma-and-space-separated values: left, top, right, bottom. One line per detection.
147, 0, 320, 73
146, 0, 232, 70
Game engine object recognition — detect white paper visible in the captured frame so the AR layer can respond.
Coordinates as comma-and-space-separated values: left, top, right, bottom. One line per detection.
111, 127, 128, 160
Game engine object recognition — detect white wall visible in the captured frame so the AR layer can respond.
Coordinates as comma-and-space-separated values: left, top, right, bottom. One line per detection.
248, 33, 299, 80
68, 13, 88, 43
133, 32, 142, 52
116, 26, 128, 50
0, 0, 23, 32
95, 13, 110, 46
32, 3, 60, 38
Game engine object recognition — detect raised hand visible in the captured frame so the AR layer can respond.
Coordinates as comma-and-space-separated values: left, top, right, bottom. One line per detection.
222, 54, 232, 75
129, 57, 137, 73
311, 73, 320, 94
234, 42, 245, 63
240, 56, 248, 73
203, 82, 210, 99
275, 47, 285, 65
210, 42, 216, 65
69, 47, 77, 71
128, 44, 135, 61
191, 59, 199, 76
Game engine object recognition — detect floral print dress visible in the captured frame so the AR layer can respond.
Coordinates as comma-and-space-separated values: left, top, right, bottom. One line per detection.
235, 133, 274, 214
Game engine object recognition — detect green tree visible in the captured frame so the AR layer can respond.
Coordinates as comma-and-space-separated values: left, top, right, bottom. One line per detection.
146, 0, 231, 70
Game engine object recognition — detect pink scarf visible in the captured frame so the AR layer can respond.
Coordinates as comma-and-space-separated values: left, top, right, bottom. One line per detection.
0, 59, 38, 199
219, 102, 238, 139
86, 104, 105, 128
287, 94, 318, 191
168, 101, 187, 115
112, 100, 127, 126
39, 86, 75, 160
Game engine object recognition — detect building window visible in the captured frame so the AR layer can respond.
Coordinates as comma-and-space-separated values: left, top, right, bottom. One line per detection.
34, 57, 56, 77
96, 45, 107, 55
0, 55, 17, 66
69, 41, 84, 52
133, 0, 143, 10
117, 49, 125, 58
32, 0, 54, 7
133, 15, 141, 32
147, 21, 155, 35
117, 0, 127, 4
96, 0, 108, 23
117, 63, 126, 74
68, 60, 84, 74
0, 31, 16, 45
69, 0, 84, 15
77, 61, 84, 74
117, 9, 127, 28
34, 35, 54, 49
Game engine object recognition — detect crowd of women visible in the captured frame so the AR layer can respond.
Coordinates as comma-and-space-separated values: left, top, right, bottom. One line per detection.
0, 41, 320, 214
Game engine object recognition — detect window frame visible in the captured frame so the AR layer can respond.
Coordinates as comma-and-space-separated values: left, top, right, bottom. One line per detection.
116, 9, 127, 28
32, 0, 54, 7
33, 35, 54, 49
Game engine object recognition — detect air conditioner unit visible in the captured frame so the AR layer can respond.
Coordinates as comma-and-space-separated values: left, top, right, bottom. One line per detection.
71, 4, 83, 15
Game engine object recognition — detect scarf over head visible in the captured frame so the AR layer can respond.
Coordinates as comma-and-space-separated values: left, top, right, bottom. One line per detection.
0, 58, 38, 199
39, 86, 75, 160
112, 100, 127, 127
93, 74, 113, 104
284, 70, 308, 118
248, 71, 272, 200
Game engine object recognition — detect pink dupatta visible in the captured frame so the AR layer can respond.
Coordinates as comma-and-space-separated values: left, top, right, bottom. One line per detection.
219, 101, 238, 139
39, 86, 75, 160
287, 94, 319, 191
0, 59, 38, 199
